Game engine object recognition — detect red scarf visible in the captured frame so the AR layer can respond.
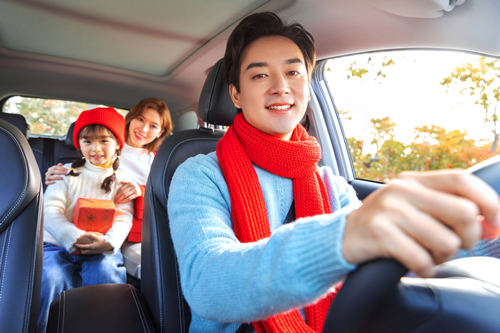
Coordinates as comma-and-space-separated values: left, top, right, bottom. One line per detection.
216, 113, 334, 333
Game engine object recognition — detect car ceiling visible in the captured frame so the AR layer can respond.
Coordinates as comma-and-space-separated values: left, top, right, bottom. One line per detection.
0, 0, 498, 119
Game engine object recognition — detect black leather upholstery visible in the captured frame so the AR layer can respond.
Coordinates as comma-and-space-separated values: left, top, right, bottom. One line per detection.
47, 284, 155, 333
0, 112, 29, 137
198, 58, 238, 126
0, 119, 43, 333
64, 122, 75, 148
141, 59, 229, 332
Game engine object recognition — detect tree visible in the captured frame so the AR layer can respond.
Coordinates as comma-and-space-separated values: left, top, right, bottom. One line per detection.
441, 57, 500, 152
370, 117, 395, 152
4, 97, 86, 136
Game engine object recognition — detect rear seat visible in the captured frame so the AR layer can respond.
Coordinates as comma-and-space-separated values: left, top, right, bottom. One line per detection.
0, 112, 29, 137
8, 114, 141, 284
29, 122, 80, 186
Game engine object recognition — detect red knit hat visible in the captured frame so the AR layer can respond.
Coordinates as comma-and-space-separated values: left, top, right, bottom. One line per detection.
73, 106, 125, 150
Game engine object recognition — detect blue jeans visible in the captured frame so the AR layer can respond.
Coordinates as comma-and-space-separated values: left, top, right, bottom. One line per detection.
37, 243, 126, 333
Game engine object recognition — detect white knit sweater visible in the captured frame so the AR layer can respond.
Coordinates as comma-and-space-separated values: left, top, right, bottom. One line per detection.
43, 161, 134, 254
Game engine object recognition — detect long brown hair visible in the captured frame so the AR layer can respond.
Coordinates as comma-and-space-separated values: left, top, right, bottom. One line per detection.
68, 125, 121, 193
125, 97, 173, 153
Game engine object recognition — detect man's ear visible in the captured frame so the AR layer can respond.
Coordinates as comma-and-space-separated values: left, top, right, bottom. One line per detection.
229, 84, 241, 109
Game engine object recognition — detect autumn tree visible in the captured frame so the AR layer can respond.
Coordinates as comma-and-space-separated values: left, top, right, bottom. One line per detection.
441, 57, 500, 152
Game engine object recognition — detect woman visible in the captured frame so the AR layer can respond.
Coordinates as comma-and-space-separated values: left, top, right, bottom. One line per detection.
45, 97, 173, 278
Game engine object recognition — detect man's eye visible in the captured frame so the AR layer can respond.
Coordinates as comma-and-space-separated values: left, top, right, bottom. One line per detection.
288, 70, 300, 76
252, 73, 267, 79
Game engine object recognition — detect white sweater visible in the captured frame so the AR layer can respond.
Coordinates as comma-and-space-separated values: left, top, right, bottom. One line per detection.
43, 161, 134, 254
119, 143, 155, 185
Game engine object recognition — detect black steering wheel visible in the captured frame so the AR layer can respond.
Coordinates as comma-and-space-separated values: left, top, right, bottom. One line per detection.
323, 155, 500, 333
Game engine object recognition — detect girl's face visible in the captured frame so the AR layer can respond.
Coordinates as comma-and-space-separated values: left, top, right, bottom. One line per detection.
79, 127, 119, 166
229, 35, 310, 141
127, 108, 163, 148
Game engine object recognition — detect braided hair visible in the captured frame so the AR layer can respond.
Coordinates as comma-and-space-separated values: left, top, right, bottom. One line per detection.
101, 149, 120, 193
68, 124, 121, 193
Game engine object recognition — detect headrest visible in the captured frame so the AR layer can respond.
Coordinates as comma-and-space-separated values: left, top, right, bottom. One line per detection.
0, 113, 28, 137
0, 119, 41, 232
65, 122, 76, 148
198, 59, 238, 126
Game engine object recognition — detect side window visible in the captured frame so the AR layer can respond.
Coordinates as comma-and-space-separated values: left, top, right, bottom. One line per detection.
3, 96, 128, 137
324, 51, 500, 181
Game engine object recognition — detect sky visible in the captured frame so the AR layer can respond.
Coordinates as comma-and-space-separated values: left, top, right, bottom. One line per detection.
324, 50, 498, 154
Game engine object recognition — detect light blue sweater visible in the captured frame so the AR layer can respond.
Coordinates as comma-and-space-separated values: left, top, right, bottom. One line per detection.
168, 152, 361, 333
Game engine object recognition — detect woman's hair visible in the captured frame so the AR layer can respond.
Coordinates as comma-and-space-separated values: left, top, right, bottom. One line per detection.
224, 11, 316, 92
125, 97, 173, 153
68, 125, 121, 193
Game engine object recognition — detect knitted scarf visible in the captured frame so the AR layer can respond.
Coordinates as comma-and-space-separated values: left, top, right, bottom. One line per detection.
216, 113, 334, 333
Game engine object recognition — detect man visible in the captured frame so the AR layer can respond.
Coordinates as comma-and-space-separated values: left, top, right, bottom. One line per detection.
168, 12, 500, 333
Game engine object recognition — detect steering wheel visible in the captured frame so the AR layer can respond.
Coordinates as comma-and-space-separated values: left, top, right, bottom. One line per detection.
323, 155, 500, 333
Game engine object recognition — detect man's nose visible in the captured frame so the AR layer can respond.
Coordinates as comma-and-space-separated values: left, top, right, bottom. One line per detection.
269, 74, 290, 95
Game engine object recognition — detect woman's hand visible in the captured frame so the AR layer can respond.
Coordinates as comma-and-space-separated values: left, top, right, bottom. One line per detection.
342, 170, 500, 277
74, 232, 113, 254
114, 181, 142, 204
45, 163, 68, 186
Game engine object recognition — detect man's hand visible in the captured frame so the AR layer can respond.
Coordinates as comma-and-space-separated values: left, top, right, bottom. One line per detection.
342, 170, 500, 277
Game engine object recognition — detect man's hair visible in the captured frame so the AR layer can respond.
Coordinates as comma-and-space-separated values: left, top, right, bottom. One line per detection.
224, 12, 316, 91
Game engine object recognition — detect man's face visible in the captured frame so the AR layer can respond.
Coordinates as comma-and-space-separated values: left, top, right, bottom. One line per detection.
229, 35, 310, 140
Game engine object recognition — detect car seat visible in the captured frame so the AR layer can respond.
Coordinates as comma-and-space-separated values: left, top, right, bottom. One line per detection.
44, 59, 235, 333
0, 119, 43, 333
141, 58, 236, 332
0, 112, 29, 137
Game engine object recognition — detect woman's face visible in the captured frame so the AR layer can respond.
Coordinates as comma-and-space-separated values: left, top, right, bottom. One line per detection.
127, 108, 163, 148
229, 35, 310, 141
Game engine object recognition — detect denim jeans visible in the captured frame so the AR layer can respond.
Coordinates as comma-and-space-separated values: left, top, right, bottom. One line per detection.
37, 243, 126, 333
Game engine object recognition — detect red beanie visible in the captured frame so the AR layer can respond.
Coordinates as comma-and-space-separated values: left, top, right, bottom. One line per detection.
73, 106, 125, 150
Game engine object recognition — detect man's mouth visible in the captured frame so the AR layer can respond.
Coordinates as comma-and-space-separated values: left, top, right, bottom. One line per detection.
266, 104, 294, 111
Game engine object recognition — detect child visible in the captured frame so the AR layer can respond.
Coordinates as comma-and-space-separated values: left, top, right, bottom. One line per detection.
37, 107, 134, 332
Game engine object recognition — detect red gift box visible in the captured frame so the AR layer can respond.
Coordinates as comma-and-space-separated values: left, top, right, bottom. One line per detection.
127, 185, 146, 243
73, 198, 116, 234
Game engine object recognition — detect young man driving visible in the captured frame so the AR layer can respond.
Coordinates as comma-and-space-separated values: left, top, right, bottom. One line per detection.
168, 12, 500, 333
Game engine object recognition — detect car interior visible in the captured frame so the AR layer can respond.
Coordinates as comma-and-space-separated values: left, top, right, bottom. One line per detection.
0, 0, 499, 332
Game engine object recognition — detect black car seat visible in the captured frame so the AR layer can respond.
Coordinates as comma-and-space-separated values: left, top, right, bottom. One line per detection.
0, 119, 43, 333
0, 112, 29, 137
141, 58, 236, 332
54, 122, 80, 165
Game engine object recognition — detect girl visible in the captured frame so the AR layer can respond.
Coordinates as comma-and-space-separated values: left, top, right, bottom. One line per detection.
45, 97, 173, 278
38, 107, 134, 332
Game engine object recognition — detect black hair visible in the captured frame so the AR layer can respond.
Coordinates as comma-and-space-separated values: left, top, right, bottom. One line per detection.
224, 11, 316, 91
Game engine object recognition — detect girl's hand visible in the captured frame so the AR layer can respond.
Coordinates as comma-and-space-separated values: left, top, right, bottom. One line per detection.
75, 232, 113, 254
45, 163, 68, 186
342, 170, 500, 277
114, 181, 142, 204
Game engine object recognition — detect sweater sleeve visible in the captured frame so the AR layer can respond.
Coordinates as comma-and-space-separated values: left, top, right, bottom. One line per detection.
43, 177, 85, 252
103, 197, 134, 255
168, 155, 360, 323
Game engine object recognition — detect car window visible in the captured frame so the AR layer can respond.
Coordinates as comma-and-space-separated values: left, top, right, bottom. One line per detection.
2, 96, 128, 138
323, 50, 500, 181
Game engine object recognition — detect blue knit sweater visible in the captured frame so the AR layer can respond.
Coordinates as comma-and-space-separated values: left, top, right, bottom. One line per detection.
168, 152, 500, 332
168, 152, 361, 332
